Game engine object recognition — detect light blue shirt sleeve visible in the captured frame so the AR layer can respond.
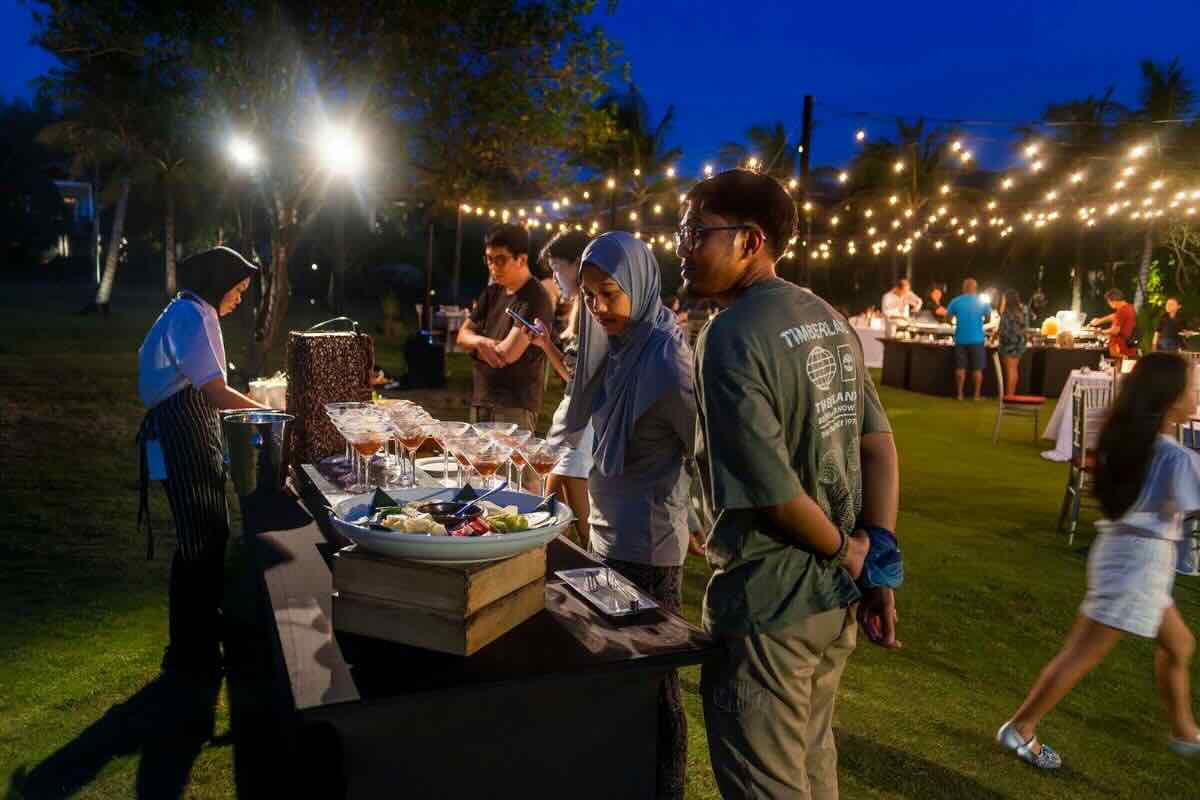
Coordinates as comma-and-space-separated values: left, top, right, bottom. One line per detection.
169, 303, 224, 390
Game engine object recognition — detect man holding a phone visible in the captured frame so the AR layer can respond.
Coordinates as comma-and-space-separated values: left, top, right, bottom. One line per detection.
457, 224, 554, 442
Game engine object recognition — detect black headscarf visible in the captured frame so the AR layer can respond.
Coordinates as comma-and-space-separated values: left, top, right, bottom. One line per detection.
176, 246, 258, 310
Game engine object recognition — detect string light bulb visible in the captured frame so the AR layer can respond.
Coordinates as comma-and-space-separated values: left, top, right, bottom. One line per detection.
1024, 143, 1039, 158
1001, 177, 1015, 190
666, 166, 675, 178
893, 161, 905, 173
606, 178, 615, 190
1130, 144, 1148, 159
653, 204, 663, 214
951, 140, 962, 152
582, 191, 590, 200
704, 164, 714, 176
838, 172, 849, 183
633, 168, 641, 177
856, 129, 867, 141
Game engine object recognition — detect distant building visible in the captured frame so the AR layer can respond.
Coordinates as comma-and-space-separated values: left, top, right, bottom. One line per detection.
52, 179, 99, 281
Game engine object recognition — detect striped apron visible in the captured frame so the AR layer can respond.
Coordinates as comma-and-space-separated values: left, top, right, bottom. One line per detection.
137, 385, 230, 560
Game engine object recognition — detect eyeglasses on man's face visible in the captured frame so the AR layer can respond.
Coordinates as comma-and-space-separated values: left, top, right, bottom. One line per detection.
673, 223, 759, 255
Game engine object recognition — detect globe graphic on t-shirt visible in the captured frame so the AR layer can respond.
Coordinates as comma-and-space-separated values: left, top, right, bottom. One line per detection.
806, 345, 838, 390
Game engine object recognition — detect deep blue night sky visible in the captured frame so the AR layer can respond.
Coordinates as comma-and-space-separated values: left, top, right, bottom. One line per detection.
4, 1, 1199, 176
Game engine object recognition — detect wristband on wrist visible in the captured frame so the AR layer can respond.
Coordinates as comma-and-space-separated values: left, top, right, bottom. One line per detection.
827, 530, 849, 568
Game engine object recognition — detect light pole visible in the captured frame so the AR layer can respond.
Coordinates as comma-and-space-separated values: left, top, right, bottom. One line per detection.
315, 124, 366, 315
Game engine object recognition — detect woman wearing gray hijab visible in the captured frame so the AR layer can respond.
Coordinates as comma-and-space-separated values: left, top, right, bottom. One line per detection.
565, 231, 695, 800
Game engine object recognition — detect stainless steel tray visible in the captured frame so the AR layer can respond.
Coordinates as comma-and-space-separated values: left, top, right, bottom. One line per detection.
556, 568, 658, 617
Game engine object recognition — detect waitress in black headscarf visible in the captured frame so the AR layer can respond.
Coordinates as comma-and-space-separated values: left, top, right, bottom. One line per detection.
137, 246, 267, 676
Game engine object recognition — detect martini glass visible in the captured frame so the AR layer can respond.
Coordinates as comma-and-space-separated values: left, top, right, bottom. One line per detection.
522, 439, 569, 497
472, 421, 518, 440
467, 439, 512, 491
444, 432, 481, 489
432, 422, 473, 485
393, 417, 430, 489
341, 422, 392, 492
324, 402, 372, 471
494, 428, 533, 486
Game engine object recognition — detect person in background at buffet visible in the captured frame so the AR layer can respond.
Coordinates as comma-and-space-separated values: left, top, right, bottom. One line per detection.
528, 229, 594, 546
137, 247, 268, 678
563, 231, 696, 800
1088, 288, 1138, 359
998, 290, 1028, 395
679, 170, 901, 799
457, 224, 554, 443
946, 277, 991, 401
531, 241, 562, 311
925, 284, 948, 319
1155, 296, 1185, 353
881, 277, 922, 336
998, 354, 1200, 769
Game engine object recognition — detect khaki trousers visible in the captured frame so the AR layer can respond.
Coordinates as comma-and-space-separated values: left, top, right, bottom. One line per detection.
702, 605, 858, 800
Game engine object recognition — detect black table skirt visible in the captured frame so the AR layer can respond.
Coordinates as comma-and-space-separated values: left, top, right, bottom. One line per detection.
880, 340, 1102, 398
241, 468, 717, 800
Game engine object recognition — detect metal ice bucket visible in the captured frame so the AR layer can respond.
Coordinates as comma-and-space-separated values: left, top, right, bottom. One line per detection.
222, 411, 295, 496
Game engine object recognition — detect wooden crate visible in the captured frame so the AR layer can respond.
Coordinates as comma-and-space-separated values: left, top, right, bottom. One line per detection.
331, 545, 547, 656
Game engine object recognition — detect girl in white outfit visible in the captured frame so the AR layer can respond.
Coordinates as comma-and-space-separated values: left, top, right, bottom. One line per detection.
999, 352, 1200, 768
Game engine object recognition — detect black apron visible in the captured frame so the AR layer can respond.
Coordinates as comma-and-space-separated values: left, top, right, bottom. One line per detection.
137, 297, 231, 560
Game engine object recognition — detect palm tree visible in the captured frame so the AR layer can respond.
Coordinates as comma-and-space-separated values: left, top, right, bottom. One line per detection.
719, 122, 797, 181
577, 84, 683, 229
37, 60, 143, 312
1132, 59, 1196, 307
1037, 87, 1126, 310
845, 118, 979, 286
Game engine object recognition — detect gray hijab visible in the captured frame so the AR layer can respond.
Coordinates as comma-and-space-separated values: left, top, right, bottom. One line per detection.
564, 232, 692, 477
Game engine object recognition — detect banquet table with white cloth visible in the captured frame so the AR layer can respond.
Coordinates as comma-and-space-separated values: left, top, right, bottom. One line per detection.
853, 321, 885, 369
1041, 368, 1112, 462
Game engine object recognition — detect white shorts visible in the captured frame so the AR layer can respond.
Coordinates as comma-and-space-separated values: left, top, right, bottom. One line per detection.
544, 394, 594, 480
1080, 532, 1177, 638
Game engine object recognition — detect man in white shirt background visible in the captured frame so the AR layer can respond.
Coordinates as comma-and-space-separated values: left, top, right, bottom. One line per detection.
881, 278, 922, 337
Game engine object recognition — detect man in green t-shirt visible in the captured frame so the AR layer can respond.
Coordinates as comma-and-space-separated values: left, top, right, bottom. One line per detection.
679, 169, 901, 799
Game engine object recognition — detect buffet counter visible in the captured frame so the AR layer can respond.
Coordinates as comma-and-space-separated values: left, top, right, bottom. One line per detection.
242, 465, 716, 799
880, 339, 1103, 398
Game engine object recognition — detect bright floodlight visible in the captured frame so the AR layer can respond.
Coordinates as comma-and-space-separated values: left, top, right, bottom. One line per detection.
317, 124, 365, 176
229, 137, 260, 170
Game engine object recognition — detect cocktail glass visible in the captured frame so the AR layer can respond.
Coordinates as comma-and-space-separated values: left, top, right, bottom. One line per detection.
467, 439, 513, 491
433, 422, 473, 485
494, 428, 533, 486
341, 423, 391, 492
522, 439, 569, 497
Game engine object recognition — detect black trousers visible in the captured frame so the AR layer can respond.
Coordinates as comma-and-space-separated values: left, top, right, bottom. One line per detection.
147, 387, 232, 671
601, 557, 687, 800
166, 531, 228, 669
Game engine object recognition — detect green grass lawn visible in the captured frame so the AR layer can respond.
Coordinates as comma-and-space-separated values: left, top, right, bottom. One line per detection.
2, 282, 1199, 798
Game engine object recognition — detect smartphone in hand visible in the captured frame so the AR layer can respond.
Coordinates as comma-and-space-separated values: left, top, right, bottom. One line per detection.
505, 307, 541, 335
